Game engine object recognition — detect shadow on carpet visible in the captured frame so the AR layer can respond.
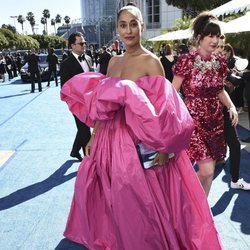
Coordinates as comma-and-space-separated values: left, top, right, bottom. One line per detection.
212, 148, 250, 234
237, 124, 250, 141
0, 160, 77, 210
0, 92, 31, 99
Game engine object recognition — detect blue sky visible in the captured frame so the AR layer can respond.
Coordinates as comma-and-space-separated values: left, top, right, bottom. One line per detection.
0, 0, 81, 34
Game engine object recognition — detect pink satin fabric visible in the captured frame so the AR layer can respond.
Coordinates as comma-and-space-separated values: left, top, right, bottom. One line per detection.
61, 72, 222, 250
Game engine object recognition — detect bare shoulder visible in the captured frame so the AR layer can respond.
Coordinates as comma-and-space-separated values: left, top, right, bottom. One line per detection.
108, 54, 122, 65
107, 54, 124, 75
141, 50, 164, 76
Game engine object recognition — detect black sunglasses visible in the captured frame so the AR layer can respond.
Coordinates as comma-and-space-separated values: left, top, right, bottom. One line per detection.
74, 42, 87, 46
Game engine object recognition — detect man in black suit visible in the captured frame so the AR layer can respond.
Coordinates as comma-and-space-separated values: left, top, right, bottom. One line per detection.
47, 48, 59, 87
60, 32, 93, 161
24, 48, 42, 93
98, 46, 111, 75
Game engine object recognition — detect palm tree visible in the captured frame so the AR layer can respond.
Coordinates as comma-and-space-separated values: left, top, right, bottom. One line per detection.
17, 15, 26, 34
51, 18, 56, 34
64, 16, 71, 39
42, 9, 50, 34
26, 12, 36, 34
55, 14, 62, 34
41, 17, 46, 34
55, 14, 62, 25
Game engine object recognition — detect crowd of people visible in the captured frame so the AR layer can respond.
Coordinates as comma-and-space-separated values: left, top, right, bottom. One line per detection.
1, 2, 250, 249
0, 53, 22, 82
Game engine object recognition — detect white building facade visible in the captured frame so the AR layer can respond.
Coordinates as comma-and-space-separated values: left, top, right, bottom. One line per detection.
115, 0, 182, 39
77, 0, 183, 45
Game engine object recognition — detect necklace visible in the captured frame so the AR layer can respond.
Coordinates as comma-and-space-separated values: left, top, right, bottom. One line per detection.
193, 54, 220, 73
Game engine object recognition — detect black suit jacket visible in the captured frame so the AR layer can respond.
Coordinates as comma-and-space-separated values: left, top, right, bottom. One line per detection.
47, 53, 59, 70
60, 53, 83, 87
99, 51, 111, 75
243, 70, 250, 101
25, 53, 40, 72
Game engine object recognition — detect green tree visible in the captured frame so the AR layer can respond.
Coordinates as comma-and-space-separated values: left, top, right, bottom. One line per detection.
31, 34, 66, 49
15, 34, 39, 49
55, 14, 62, 25
165, 0, 228, 16
1, 24, 16, 33
26, 12, 36, 34
64, 16, 71, 39
51, 18, 56, 34
42, 9, 50, 34
55, 14, 62, 34
0, 28, 16, 48
0, 31, 9, 49
41, 17, 47, 34
17, 15, 26, 34
64, 16, 71, 25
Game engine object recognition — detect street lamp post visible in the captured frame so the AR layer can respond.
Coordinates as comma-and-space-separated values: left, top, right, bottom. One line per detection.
10, 15, 18, 30
34, 24, 39, 34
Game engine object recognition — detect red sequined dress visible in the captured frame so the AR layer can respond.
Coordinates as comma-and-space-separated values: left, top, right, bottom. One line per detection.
173, 51, 228, 162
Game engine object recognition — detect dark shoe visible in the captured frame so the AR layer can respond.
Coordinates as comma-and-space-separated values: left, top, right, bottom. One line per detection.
241, 137, 250, 143
70, 152, 83, 161
30, 90, 34, 93
47, 83, 50, 87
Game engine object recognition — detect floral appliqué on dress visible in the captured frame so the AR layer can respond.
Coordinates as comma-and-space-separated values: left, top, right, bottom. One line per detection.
193, 54, 221, 73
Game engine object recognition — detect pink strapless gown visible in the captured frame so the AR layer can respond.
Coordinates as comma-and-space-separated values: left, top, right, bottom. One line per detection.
61, 72, 222, 250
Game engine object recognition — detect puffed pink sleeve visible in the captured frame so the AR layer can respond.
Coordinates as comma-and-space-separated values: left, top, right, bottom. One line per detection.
95, 76, 194, 153
61, 73, 194, 153
60, 72, 107, 127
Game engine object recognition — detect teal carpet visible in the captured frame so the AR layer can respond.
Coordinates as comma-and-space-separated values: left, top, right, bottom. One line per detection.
0, 77, 250, 249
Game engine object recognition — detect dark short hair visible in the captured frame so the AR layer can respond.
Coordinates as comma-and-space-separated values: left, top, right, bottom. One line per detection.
126, 2, 136, 6
68, 32, 84, 46
192, 11, 221, 40
165, 44, 172, 55
117, 4, 142, 22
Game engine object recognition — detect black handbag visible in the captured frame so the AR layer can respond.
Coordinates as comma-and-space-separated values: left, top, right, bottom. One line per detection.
136, 144, 158, 169
136, 144, 174, 169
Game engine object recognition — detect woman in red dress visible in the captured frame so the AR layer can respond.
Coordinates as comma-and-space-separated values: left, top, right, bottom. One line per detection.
172, 12, 238, 196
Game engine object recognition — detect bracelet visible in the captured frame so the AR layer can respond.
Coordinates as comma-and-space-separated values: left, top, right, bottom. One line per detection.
227, 106, 235, 111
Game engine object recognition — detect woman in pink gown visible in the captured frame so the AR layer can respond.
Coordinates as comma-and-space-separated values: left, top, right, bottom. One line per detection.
61, 5, 222, 250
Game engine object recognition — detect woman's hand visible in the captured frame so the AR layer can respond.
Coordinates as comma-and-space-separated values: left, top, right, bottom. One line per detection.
152, 152, 170, 166
86, 121, 99, 156
228, 106, 238, 127
85, 134, 95, 156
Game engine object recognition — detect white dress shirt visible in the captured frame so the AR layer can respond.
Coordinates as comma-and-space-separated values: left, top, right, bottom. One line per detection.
72, 51, 90, 72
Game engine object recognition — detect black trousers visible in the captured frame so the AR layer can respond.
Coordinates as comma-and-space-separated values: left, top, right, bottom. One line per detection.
48, 68, 58, 86
247, 100, 250, 129
72, 115, 91, 156
223, 107, 240, 182
30, 70, 42, 92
